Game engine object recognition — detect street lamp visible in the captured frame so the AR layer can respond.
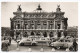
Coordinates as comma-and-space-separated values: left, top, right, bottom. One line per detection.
16, 40, 20, 51
23, 19, 24, 37
41, 41, 44, 52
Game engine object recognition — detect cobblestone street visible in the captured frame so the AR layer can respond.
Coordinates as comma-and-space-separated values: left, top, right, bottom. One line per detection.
8, 40, 67, 52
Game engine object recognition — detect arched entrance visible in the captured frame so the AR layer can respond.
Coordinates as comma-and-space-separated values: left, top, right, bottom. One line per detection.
49, 32, 53, 37
23, 32, 28, 37
16, 31, 20, 40
57, 24, 61, 29
43, 32, 47, 37
58, 30, 61, 37
36, 31, 41, 37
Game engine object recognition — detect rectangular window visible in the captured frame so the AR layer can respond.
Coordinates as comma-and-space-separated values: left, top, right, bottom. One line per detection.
43, 24, 47, 29
37, 24, 41, 29
31, 24, 34, 29
17, 24, 20, 29
57, 24, 61, 29
25, 24, 28, 29
55, 21, 57, 29
50, 24, 53, 29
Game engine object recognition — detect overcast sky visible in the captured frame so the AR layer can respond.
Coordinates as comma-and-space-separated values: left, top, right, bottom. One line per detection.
1, 2, 78, 27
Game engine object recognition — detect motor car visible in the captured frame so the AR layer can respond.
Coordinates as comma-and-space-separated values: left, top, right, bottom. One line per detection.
50, 39, 73, 49
2, 40, 10, 44
66, 36, 71, 39
1, 41, 9, 51
2, 37, 10, 46
35, 37, 50, 43
35, 37, 51, 46
19, 38, 37, 46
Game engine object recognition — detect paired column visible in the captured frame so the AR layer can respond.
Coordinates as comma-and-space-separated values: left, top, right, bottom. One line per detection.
20, 21, 21, 29
14, 31, 16, 39
47, 20, 49, 29
21, 32, 23, 39
54, 20, 55, 29
61, 21, 62, 29
28, 20, 30, 29
14, 22, 16, 29
47, 32, 50, 38
41, 21, 43, 29
35, 21, 37, 29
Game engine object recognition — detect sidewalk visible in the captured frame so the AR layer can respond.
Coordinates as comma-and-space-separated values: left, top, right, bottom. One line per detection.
11, 40, 17, 44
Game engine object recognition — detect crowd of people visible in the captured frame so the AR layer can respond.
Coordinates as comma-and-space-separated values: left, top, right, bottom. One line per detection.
1, 33, 78, 51
1, 36, 12, 51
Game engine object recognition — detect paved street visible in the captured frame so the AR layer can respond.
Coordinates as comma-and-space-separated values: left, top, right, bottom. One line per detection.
8, 40, 67, 52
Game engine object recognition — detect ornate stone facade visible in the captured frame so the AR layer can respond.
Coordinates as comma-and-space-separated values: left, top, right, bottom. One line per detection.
10, 4, 68, 39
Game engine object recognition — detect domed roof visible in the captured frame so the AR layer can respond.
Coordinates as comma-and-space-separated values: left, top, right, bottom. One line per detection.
36, 4, 42, 10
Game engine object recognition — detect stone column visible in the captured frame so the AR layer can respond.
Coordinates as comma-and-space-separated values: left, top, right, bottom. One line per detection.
21, 21, 22, 29
34, 32, 36, 36
22, 21, 24, 29
20, 21, 21, 29
47, 21, 48, 29
54, 20, 55, 29
21, 32, 23, 39
35, 22, 37, 29
47, 31, 50, 38
36, 21, 37, 29
61, 21, 62, 29
14, 22, 15, 29
14, 31, 16, 39
47, 20, 49, 29
28, 21, 30, 29
28, 31, 31, 36
52, 21, 54, 29
62, 21, 64, 29
41, 21, 43, 29
34, 21, 35, 29
40, 32, 42, 37
16, 24, 17, 29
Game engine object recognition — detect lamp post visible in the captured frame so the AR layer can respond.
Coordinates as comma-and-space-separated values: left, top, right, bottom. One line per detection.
41, 42, 44, 52
16, 25, 18, 40
23, 19, 24, 37
15, 25, 20, 51
16, 40, 20, 51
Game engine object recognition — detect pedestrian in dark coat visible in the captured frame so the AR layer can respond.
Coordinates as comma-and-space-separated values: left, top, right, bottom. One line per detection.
2, 42, 8, 51
73, 39, 77, 51
9, 37, 11, 45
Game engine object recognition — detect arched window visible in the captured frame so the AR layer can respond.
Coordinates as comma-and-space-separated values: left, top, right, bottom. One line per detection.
57, 24, 61, 29
23, 32, 28, 37
36, 32, 40, 36
31, 31, 34, 35
16, 31, 20, 35
49, 32, 53, 37
58, 31, 61, 37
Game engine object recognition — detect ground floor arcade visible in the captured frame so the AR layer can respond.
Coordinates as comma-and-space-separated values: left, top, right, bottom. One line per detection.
13, 29, 66, 40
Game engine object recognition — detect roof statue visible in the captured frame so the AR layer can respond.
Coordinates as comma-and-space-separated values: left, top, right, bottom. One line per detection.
58, 5, 60, 8
36, 4, 42, 10
17, 4, 22, 11
56, 5, 61, 12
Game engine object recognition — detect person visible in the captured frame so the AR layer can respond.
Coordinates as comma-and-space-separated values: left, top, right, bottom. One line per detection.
60, 32, 64, 40
2, 42, 9, 51
64, 30, 67, 37
73, 39, 78, 51
54, 32, 58, 40
9, 37, 11, 45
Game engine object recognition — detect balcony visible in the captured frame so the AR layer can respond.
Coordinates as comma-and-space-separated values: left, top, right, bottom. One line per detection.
14, 29, 64, 31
